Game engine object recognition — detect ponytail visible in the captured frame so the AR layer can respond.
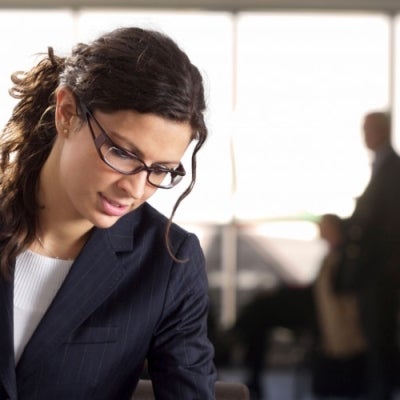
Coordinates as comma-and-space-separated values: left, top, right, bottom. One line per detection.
0, 48, 65, 277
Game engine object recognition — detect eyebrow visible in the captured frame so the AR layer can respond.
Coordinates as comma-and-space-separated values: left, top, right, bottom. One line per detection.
107, 129, 181, 167
108, 130, 145, 158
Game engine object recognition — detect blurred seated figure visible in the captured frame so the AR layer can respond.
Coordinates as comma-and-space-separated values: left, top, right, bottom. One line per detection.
312, 213, 367, 399
225, 214, 368, 400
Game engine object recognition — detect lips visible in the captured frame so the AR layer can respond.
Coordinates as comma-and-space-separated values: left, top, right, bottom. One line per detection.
99, 193, 130, 217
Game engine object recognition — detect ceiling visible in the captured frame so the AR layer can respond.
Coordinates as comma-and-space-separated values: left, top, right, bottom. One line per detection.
0, 0, 400, 12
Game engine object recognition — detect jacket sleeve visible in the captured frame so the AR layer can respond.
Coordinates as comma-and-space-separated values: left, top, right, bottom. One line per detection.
147, 233, 217, 399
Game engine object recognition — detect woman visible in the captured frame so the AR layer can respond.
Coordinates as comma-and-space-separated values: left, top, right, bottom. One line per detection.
0, 27, 216, 399
312, 214, 366, 399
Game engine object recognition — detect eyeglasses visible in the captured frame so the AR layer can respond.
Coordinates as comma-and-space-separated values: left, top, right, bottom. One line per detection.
82, 105, 186, 189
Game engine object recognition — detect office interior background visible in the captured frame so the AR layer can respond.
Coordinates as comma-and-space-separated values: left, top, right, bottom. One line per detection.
0, 0, 399, 332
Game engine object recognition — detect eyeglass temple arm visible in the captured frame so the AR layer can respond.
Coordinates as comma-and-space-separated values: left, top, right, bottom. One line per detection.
94, 133, 108, 148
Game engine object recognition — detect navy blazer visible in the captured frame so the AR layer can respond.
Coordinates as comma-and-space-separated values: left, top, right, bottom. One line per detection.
0, 203, 216, 399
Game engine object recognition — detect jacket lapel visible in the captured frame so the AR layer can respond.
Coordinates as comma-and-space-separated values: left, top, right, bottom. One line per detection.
0, 271, 17, 399
17, 211, 138, 380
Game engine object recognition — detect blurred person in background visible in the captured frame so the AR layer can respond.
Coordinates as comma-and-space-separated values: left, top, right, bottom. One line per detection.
335, 111, 400, 400
312, 213, 366, 399
227, 214, 369, 400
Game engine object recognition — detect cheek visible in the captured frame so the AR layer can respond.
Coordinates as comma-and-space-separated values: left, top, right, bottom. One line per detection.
142, 185, 159, 202
60, 141, 105, 192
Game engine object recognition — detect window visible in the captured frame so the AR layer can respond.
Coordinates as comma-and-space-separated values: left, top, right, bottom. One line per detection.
235, 12, 390, 221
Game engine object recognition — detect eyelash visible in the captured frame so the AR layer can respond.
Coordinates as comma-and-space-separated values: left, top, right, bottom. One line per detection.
110, 147, 131, 159
110, 145, 173, 173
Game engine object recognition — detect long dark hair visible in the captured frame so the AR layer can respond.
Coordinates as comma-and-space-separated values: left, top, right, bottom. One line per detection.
0, 27, 208, 277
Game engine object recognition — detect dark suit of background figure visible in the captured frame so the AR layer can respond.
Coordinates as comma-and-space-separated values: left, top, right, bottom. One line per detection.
0, 203, 216, 400
336, 112, 400, 400
231, 285, 315, 399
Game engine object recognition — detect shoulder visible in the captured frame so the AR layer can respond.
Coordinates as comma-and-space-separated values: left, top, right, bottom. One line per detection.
114, 202, 203, 260
142, 203, 198, 249
378, 151, 400, 188
385, 149, 400, 171
119, 202, 191, 239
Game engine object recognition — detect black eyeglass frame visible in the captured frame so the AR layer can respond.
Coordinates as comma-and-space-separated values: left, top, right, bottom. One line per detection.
81, 105, 186, 189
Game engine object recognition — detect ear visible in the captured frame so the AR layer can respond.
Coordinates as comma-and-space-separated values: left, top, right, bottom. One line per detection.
55, 86, 78, 136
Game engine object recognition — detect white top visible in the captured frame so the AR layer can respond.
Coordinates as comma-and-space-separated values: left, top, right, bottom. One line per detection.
13, 250, 73, 363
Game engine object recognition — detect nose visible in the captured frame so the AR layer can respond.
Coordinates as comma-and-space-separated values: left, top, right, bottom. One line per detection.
117, 170, 148, 200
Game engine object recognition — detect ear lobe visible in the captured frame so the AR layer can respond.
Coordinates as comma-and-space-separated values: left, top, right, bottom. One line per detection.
56, 118, 70, 137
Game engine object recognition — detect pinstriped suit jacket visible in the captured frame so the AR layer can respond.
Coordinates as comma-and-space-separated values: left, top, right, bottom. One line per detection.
0, 203, 216, 399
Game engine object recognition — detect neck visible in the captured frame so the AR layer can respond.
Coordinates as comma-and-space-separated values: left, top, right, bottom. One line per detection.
35, 149, 94, 259
33, 224, 92, 260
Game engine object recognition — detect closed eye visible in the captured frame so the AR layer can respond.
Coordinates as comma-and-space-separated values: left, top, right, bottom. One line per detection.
109, 146, 136, 161
150, 165, 173, 176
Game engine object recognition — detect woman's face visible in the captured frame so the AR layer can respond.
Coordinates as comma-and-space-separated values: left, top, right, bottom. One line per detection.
54, 90, 192, 229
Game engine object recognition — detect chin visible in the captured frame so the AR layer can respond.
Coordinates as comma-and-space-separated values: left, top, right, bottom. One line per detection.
90, 214, 122, 229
